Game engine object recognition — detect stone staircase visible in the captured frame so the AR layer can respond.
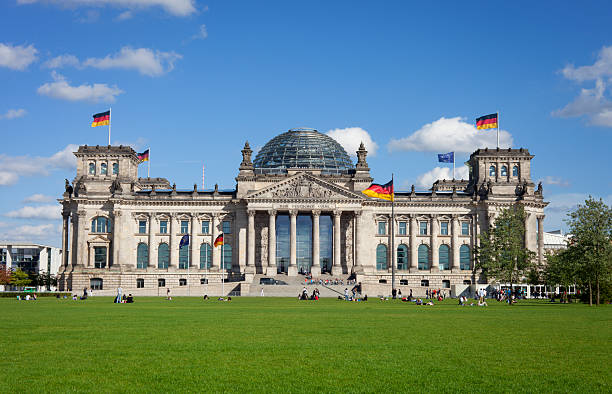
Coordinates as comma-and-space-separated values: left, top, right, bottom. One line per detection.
247, 274, 356, 298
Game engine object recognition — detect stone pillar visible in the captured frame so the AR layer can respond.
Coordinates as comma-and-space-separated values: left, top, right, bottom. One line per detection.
410, 214, 418, 270
311, 210, 321, 276
267, 210, 276, 276
211, 214, 219, 269
354, 211, 362, 272
61, 212, 70, 267
5, 244, 12, 272
247, 210, 256, 268
451, 214, 460, 271
169, 213, 177, 268
537, 214, 545, 265
190, 214, 198, 268
112, 211, 121, 269
332, 210, 342, 275
430, 215, 439, 271
148, 213, 157, 268
288, 210, 298, 276
70, 212, 79, 266
77, 210, 87, 267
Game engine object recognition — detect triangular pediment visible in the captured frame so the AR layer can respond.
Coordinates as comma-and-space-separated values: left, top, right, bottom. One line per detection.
246, 172, 364, 201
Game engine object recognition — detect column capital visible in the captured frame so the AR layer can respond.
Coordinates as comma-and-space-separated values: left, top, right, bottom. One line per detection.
267, 209, 277, 216
537, 214, 545, 221
312, 210, 321, 217
247, 209, 257, 217
354, 210, 362, 218
333, 209, 342, 217
430, 213, 438, 220
451, 213, 459, 219
409, 213, 417, 219
289, 209, 298, 217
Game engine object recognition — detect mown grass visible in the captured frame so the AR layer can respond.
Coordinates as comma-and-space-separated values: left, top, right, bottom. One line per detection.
0, 297, 610, 393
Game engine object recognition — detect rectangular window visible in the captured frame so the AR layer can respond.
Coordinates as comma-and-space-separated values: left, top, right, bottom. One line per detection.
138, 220, 147, 234
158, 278, 165, 287
179, 278, 187, 286
378, 221, 387, 235
159, 220, 168, 234
180, 220, 189, 234
136, 278, 144, 288
398, 222, 407, 235
440, 222, 449, 235
94, 246, 106, 269
461, 222, 470, 236
419, 222, 428, 235
222, 220, 231, 234
421, 279, 429, 287
400, 279, 408, 285
442, 280, 450, 289
201, 220, 210, 234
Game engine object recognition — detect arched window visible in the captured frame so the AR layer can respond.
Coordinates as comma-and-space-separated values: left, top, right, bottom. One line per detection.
376, 244, 387, 270
101, 163, 107, 175
501, 165, 508, 177
200, 243, 211, 269
179, 245, 189, 269
112, 163, 119, 175
460, 245, 471, 270
512, 166, 519, 177
89, 162, 96, 175
439, 244, 450, 270
222, 244, 232, 270
397, 244, 408, 270
91, 217, 110, 233
489, 166, 496, 177
158, 243, 169, 269
418, 244, 430, 270
137, 243, 148, 269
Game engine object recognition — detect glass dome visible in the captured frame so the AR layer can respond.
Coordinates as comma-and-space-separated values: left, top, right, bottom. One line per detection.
253, 128, 354, 174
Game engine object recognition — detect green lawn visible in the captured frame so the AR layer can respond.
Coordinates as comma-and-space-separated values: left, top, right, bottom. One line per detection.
1, 297, 610, 393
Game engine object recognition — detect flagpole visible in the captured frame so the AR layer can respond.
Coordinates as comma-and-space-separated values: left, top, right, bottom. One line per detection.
147, 147, 151, 178
453, 153, 456, 180
187, 239, 190, 297
391, 173, 395, 294
496, 110, 499, 149
108, 107, 111, 145
221, 234, 224, 297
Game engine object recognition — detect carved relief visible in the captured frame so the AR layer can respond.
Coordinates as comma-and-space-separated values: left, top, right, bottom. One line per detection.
255, 216, 267, 273
271, 177, 334, 199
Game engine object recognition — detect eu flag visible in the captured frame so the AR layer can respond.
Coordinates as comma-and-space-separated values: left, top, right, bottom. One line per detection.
179, 234, 189, 249
438, 152, 454, 163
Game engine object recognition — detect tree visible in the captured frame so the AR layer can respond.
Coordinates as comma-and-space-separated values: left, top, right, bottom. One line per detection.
476, 204, 536, 304
10, 268, 31, 288
565, 197, 612, 306
544, 247, 579, 303
0, 265, 11, 286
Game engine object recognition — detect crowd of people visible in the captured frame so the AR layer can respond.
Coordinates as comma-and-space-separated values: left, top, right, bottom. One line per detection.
303, 277, 357, 286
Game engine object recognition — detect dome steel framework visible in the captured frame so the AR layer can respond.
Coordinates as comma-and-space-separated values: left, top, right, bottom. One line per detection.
253, 128, 354, 174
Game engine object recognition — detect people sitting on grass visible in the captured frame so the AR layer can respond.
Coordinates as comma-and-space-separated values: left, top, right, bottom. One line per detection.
478, 300, 487, 306
203, 294, 209, 300
126, 294, 134, 303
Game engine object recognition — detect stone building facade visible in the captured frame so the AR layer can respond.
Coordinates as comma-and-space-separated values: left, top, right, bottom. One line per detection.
58, 128, 547, 295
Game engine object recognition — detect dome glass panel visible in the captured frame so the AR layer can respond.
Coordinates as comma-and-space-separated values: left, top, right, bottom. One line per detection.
253, 128, 354, 174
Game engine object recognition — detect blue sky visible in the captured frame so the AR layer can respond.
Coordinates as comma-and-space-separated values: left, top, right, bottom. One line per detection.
1, 0, 612, 246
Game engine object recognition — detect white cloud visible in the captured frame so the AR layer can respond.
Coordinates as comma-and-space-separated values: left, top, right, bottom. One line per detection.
23, 194, 55, 203
0, 223, 59, 242
43, 54, 81, 69
116, 10, 133, 20
544, 193, 612, 232
554, 46, 612, 128
388, 117, 513, 153
0, 144, 78, 186
112, 136, 147, 151
37, 71, 123, 102
326, 127, 378, 157
17, 0, 197, 17
540, 176, 570, 187
83, 47, 181, 77
5, 205, 61, 220
415, 165, 470, 188
0, 43, 38, 70
0, 109, 27, 120
193, 24, 208, 40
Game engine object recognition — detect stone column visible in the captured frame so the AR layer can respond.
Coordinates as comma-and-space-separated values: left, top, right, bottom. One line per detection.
332, 210, 342, 275
111, 211, 121, 269
430, 214, 439, 271
311, 210, 321, 276
409, 214, 418, 270
70, 212, 79, 266
211, 214, 219, 269
148, 213, 156, 268
77, 210, 87, 267
169, 213, 177, 268
61, 212, 70, 267
5, 244, 12, 272
190, 214, 198, 268
537, 215, 545, 265
288, 210, 298, 276
354, 211, 362, 271
267, 210, 276, 276
451, 214, 460, 271
247, 210, 256, 268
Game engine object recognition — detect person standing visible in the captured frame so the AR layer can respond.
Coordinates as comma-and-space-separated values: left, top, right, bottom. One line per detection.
344, 288, 349, 301
260, 287, 265, 297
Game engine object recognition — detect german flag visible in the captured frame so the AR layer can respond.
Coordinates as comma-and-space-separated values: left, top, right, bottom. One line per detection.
362, 179, 394, 201
476, 113, 498, 130
137, 149, 149, 163
91, 110, 110, 127
214, 234, 224, 247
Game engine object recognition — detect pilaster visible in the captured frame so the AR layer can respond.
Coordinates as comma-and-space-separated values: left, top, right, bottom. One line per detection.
267, 210, 276, 275
311, 210, 321, 276
288, 210, 298, 276
332, 210, 342, 275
